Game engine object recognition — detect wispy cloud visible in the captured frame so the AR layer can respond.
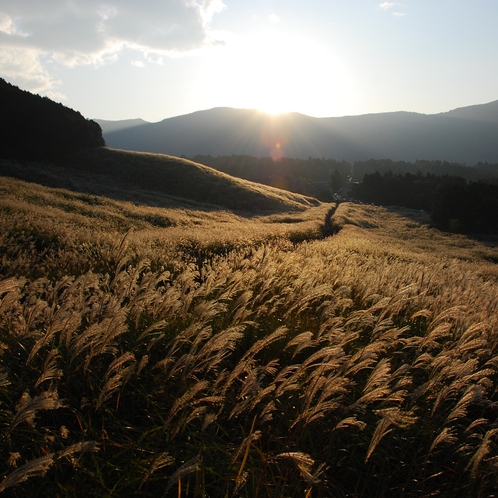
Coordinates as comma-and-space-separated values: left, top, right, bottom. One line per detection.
0, 0, 227, 93
0, 13, 28, 36
0, 46, 61, 95
269, 13, 280, 23
379, 2, 406, 16
379, 2, 396, 10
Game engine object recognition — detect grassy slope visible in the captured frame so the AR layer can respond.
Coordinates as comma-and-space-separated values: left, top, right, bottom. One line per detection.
0, 147, 319, 213
1, 173, 498, 497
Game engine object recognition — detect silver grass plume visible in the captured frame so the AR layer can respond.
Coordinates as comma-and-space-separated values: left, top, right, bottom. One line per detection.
141, 452, 175, 484
365, 417, 393, 462
335, 417, 367, 430
272, 452, 319, 484
0, 278, 23, 318
465, 428, 498, 477
96, 351, 136, 409
222, 326, 287, 396
34, 349, 63, 388
163, 455, 201, 496
164, 380, 210, 427
429, 427, 457, 454
10, 389, 65, 431
58, 441, 99, 464
0, 455, 54, 493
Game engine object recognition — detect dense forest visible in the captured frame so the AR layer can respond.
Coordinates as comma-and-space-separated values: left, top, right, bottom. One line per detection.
193, 155, 498, 233
193, 154, 498, 202
351, 172, 498, 233
0, 78, 104, 161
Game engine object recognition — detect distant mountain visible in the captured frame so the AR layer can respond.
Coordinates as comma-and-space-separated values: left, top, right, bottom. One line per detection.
98, 103, 498, 164
0, 79, 317, 212
95, 118, 149, 133
441, 100, 498, 124
0, 78, 104, 161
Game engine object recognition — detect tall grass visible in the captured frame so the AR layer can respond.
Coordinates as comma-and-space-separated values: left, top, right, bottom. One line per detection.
1, 178, 497, 496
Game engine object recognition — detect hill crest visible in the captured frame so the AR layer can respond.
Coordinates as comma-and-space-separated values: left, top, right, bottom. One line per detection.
0, 147, 319, 214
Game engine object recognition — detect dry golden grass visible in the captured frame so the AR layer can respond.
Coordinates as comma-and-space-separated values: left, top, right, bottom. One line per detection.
1, 178, 498, 497
0, 147, 319, 214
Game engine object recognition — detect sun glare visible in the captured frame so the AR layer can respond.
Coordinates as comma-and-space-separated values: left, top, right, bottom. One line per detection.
204, 29, 352, 117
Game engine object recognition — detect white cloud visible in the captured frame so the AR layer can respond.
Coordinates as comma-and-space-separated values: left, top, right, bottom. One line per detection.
0, 46, 58, 93
199, 0, 227, 27
0, 0, 226, 93
0, 13, 28, 36
45, 89, 67, 102
269, 13, 280, 23
379, 3, 406, 16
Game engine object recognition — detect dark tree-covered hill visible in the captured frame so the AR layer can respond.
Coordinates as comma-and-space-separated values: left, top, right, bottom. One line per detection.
0, 78, 104, 161
351, 171, 498, 233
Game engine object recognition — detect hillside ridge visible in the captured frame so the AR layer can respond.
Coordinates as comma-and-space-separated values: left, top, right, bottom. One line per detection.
98, 101, 498, 164
0, 147, 319, 214
0, 78, 104, 161
0, 79, 318, 213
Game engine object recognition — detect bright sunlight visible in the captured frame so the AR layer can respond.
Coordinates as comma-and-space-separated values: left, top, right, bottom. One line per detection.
204, 29, 353, 117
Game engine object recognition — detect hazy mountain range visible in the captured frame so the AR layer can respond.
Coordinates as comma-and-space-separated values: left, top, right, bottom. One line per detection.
97, 101, 498, 165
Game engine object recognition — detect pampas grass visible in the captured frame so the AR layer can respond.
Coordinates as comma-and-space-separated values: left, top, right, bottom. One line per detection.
1, 179, 498, 496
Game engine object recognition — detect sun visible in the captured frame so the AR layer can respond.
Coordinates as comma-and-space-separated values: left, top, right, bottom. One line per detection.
237, 30, 308, 115
204, 28, 351, 117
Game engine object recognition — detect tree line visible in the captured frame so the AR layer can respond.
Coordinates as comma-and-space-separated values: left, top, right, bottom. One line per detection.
193, 154, 498, 233
0, 78, 105, 161
193, 154, 498, 202
192, 154, 350, 201
351, 171, 498, 233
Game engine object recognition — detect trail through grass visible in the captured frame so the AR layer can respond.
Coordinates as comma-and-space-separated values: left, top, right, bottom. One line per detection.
1, 177, 498, 497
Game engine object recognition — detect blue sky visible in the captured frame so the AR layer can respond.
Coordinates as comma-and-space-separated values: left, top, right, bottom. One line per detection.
1, 1, 497, 121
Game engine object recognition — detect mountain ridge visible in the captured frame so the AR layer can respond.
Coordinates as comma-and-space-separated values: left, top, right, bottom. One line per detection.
97, 101, 498, 164
0, 78, 318, 213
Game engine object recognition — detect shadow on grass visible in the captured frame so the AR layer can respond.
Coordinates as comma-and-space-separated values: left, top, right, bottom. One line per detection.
0, 148, 319, 217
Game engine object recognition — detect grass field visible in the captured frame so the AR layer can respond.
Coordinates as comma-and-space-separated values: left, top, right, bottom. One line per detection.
0, 148, 319, 214
1, 172, 498, 497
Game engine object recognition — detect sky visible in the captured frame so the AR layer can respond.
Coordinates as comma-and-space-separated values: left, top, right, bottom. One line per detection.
1, 1, 498, 122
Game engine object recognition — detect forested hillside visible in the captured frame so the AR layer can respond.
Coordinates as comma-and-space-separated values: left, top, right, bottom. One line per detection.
193, 155, 498, 202
0, 78, 104, 161
351, 172, 498, 233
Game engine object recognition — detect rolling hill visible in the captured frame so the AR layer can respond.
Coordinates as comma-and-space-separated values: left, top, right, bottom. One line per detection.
2, 79, 498, 498
0, 147, 319, 214
0, 79, 318, 214
2, 178, 498, 496
97, 101, 498, 164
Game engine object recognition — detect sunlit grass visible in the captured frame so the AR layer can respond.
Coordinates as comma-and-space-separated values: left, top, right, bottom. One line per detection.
0, 147, 319, 214
1, 178, 497, 497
